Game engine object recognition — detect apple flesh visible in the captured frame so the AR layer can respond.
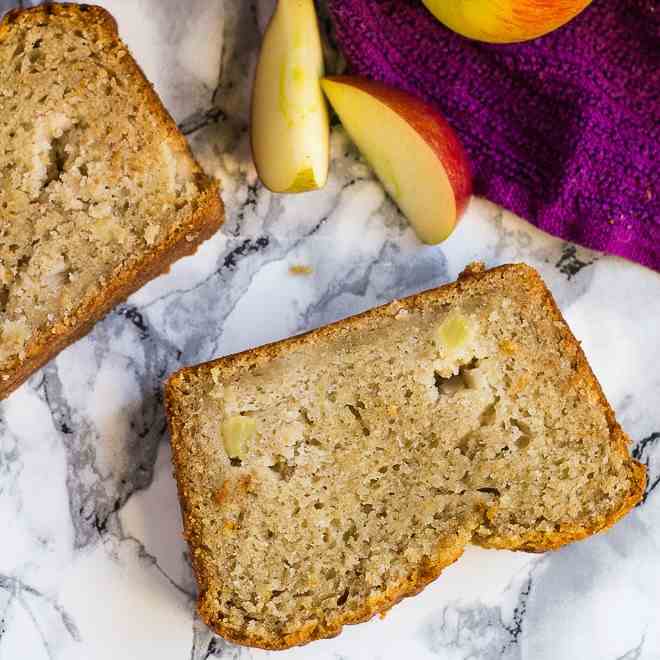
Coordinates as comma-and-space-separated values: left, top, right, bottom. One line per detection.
422, 0, 591, 43
251, 0, 329, 193
321, 76, 472, 244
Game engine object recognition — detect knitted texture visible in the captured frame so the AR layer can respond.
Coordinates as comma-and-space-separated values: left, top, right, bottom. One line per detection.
327, 0, 659, 271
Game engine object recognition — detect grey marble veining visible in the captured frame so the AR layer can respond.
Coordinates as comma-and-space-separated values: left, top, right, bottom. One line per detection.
1, 1, 659, 659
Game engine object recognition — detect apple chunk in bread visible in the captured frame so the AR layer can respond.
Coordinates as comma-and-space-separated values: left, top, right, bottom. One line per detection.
250, 0, 329, 193
321, 76, 472, 244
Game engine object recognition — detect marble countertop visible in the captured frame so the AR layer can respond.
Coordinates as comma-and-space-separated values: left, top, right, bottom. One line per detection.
1, 1, 659, 658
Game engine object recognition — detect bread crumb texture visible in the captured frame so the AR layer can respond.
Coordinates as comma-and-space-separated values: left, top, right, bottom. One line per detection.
0, 5, 220, 381
166, 264, 645, 649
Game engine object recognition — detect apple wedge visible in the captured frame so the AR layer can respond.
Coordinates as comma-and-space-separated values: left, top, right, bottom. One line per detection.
422, 0, 591, 43
251, 0, 329, 193
321, 76, 472, 244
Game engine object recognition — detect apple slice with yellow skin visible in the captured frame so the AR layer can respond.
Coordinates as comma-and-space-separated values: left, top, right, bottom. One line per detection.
321, 76, 472, 244
422, 0, 591, 43
250, 0, 329, 193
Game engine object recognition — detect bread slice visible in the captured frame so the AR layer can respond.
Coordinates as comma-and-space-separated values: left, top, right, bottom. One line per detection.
0, 4, 223, 399
166, 263, 645, 650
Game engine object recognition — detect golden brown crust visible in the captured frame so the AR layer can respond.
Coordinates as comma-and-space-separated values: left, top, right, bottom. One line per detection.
197, 538, 467, 650
0, 4, 224, 400
0, 3, 118, 40
166, 262, 645, 649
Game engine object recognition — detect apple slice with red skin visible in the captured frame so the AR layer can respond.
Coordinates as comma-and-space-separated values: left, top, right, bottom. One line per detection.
321, 76, 472, 244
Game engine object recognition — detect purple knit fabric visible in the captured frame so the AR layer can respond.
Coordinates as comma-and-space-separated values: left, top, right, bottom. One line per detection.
327, 0, 660, 271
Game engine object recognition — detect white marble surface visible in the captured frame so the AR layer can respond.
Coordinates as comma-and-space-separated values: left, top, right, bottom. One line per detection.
1, 1, 659, 658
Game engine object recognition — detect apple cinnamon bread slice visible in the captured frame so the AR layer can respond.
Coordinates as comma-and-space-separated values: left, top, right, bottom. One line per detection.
166, 263, 644, 649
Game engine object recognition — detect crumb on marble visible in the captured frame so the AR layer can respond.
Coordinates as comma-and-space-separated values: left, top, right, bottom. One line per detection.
289, 264, 313, 276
